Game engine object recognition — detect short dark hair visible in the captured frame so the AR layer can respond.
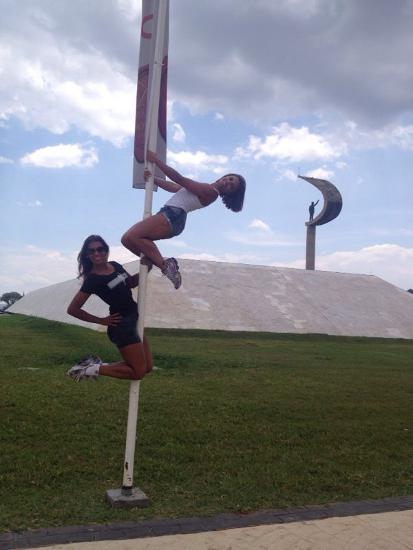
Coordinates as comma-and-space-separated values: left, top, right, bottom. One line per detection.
77, 235, 109, 279
221, 174, 246, 212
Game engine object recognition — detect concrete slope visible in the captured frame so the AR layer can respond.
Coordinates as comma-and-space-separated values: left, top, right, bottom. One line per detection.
9, 259, 413, 339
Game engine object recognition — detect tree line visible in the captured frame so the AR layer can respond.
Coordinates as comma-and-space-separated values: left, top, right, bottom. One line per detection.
0, 292, 23, 309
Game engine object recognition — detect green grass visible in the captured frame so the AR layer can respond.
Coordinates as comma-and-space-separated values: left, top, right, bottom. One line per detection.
0, 314, 412, 532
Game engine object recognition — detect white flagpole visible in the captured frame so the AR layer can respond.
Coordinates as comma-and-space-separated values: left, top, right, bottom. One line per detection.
106, 0, 168, 507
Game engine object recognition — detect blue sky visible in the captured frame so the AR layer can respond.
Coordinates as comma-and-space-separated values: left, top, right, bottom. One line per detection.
1, 0, 413, 295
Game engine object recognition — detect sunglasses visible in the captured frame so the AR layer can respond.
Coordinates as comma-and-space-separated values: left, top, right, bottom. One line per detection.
87, 246, 107, 255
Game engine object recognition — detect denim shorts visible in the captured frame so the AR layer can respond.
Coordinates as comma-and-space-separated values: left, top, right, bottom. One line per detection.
158, 206, 187, 237
107, 312, 140, 348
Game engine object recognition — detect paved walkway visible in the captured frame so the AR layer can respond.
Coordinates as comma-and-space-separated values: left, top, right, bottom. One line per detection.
31, 509, 413, 550
2, 497, 412, 550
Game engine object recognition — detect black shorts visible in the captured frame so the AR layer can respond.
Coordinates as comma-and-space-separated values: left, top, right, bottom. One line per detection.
107, 312, 140, 348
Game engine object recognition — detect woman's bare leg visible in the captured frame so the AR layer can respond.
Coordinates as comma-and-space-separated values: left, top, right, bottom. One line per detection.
99, 342, 147, 380
68, 337, 153, 381
122, 214, 172, 270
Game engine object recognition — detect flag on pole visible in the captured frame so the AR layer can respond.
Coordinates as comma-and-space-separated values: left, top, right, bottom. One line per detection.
133, 0, 169, 189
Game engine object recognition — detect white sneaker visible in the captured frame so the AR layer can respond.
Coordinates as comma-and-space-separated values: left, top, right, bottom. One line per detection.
67, 355, 102, 382
67, 364, 99, 382
76, 355, 102, 367
162, 257, 182, 289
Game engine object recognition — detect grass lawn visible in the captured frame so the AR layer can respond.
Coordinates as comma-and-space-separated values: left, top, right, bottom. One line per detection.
0, 313, 412, 532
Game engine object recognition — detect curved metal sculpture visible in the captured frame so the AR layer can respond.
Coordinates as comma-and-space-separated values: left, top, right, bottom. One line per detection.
298, 175, 342, 226
298, 175, 343, 270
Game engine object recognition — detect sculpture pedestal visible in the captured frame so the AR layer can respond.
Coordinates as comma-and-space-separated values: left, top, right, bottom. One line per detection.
306, 224, 316, 270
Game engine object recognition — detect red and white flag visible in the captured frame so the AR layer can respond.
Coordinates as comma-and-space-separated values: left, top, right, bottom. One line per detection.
133, 0, 169, 189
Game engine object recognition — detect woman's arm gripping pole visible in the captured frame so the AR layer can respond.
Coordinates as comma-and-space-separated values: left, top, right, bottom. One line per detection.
144, 167, 181, 193
147, 150, 218, 205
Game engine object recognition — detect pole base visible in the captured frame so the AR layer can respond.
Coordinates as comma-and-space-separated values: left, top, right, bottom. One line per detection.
106, 487, 150, 508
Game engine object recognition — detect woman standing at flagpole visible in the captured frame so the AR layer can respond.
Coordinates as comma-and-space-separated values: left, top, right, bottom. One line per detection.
122, 150, 246, 289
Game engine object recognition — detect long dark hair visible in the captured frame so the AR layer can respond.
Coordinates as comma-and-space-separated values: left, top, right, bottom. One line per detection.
77, 235, 109, 279
221, 174, 246, 212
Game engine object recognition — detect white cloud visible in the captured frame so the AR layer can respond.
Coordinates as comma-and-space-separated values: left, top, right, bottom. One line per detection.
0, 243, 138, 294
249, 120, 413, 181
20, 143, 98, 168
17, 200, 43, 207
170, 2, 413, 125
167, 239, 189, 248
172, 122, 186, 143
228, 229, 300, 247
0, 245, 77, 294
0, 31, 135, 146
166, 100, 177, 123
236, 123, 345, 162
304, 166, 335, 179
388, 125, 413, 150
371, 228, 413, 238
177, 252, 265, 264
2, 1, 412, 150
117, 0, 141, 21
108, 245, 137, 265
277, 244, 413, 290
0, 155, 13, 164
228, 219, 302, 248
1, 0, 413, 148
249, 219, 271, 232
280, 169, 298, 181
336, 121, 413, 153
167, 149, 228, 173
